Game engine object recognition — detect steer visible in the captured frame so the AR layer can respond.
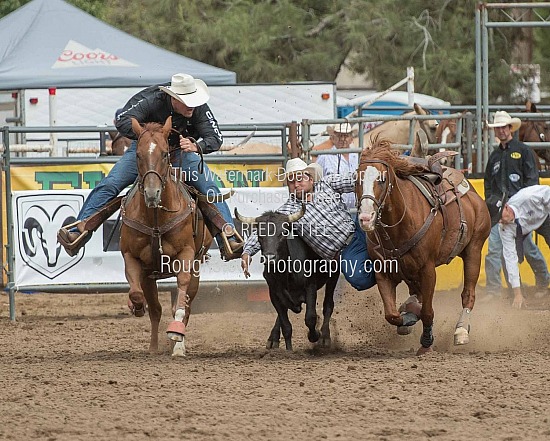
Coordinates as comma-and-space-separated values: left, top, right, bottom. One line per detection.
235, 206, 340, 350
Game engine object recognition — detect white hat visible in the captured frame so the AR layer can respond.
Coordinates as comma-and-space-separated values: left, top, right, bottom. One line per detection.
327, 122, 357, 136
279, 158, 323, 182
159, 73, 210, 107
487, 111, 521, 132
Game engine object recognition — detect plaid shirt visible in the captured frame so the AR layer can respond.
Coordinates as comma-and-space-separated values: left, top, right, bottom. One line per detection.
243, 173, 356, 260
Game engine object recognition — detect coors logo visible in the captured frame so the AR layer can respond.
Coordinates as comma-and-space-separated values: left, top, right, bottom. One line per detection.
52, 40, 138, 68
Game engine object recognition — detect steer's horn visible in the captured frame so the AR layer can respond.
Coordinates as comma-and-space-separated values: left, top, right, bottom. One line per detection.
287, 205, 305, 223
234, 208, 258, 225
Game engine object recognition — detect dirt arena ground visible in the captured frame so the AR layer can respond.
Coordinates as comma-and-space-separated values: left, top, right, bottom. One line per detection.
1, 283, 549, 441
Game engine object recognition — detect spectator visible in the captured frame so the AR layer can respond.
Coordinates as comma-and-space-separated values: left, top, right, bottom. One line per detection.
314, 123, 358, 209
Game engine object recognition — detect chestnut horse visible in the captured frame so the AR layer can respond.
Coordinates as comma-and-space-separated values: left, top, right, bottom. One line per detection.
356, 139, 491, 355
107, 130, 132, 155
518, 102, 550, 170
120, 116, 212, 356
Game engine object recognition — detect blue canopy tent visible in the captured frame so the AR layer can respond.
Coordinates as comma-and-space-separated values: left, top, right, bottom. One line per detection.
0, 0, 236, 89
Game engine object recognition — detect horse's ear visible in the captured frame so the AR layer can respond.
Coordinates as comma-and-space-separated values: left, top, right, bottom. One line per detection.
163, 116, 172, 138
131, 118, 143, 137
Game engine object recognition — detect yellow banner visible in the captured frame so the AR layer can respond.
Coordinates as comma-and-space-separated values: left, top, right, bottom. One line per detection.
9, 162, 284, 191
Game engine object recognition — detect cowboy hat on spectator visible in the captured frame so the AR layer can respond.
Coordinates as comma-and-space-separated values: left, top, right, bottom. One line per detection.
326, 122, 358, 137
487, 111, 521, 132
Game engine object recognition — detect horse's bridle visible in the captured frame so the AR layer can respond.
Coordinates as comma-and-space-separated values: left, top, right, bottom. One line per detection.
136, 129, 171, 193
524, 120, 548, 142
358, 159, 393, 225
358, 158, 411, 230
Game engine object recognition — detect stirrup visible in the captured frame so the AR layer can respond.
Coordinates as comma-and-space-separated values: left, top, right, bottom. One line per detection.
57, 221, 89, 256
220, 227, 244, 261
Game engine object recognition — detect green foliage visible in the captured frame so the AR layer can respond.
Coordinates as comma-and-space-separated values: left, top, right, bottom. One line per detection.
0, 0, 29, 16
2, 0, 550, 104
0, 0, 107, 18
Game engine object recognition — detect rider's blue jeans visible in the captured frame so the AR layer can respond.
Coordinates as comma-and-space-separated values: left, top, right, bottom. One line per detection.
485, 223, 549, 292
77, 141, 234, 244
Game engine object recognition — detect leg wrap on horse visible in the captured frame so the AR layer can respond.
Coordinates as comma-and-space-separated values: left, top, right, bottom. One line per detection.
420, 324, 434, 348
455, 307, 471, 332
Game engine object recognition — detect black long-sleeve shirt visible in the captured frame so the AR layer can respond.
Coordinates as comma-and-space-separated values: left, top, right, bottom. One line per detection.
114, 83, 223, 154
484, 137, 539, 201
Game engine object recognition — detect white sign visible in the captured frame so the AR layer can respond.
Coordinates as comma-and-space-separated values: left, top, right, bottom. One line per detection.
12, 188, 288, 289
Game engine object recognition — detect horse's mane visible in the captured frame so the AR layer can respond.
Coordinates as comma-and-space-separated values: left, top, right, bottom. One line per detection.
142, 122, 164, 132
359, 136, 425, 177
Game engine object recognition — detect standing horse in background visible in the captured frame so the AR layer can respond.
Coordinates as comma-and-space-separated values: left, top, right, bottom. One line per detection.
120, 117, 212, 356
107, 130, 132, 155
518, 101, 550, 170
356, 139, 491, 355
363, 103, 438, 151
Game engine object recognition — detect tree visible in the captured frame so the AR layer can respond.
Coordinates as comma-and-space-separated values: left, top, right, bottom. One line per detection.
0, 0, 107, 19
2, 0, 549, 103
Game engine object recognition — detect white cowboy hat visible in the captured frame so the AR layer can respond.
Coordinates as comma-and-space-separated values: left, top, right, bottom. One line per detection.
487, 111, 521, 132
326, 122, 358, 136
279, 158, 323, 182
159, 73, 210, 107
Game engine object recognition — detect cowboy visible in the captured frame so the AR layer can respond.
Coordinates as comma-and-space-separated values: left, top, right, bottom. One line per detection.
57, 73, 244, 260
483, 110, 549, 299
241, 158, 376, 291
499, 185, 550, 308
314, 122, 359, 209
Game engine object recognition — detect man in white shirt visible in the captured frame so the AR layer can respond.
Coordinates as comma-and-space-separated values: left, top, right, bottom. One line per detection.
499, 185, 550, 308
314, 123, 359, 210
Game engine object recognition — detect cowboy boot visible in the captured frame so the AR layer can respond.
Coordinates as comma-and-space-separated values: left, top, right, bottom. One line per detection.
57, 220, 91, 257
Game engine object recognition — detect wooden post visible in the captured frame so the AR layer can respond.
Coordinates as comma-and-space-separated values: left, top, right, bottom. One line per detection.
288, 121, 299, 159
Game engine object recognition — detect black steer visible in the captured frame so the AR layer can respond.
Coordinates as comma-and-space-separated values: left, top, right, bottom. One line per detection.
235, 207, 339, 350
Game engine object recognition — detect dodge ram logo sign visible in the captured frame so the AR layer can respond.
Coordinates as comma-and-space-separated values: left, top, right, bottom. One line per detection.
17, 194, 85, 279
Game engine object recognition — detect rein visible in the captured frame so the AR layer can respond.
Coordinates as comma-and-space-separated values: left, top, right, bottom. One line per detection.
168, 127, 205, 175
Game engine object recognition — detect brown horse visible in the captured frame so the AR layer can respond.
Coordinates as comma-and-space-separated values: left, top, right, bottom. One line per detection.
356, 139, 491, 355
518, 102, 550, 170
107, 130, 132, 155
120, 116, 212, 356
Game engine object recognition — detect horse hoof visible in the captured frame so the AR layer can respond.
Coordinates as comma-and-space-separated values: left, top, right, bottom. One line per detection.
397, 325, 413, 335
454, 327, 470, 345
308, 330, 320, 343
127, 299, 146, 317
399, 295, 422, 316
266, 339, 280, 349
416, 346, 433, 356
